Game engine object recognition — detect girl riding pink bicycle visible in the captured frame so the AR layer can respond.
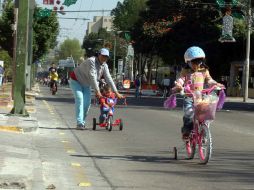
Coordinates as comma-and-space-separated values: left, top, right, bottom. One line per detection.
172, 46, 224, 139
165, 46, 226, 164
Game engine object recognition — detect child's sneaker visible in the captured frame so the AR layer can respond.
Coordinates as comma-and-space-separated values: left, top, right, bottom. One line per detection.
181, 125, 193, 139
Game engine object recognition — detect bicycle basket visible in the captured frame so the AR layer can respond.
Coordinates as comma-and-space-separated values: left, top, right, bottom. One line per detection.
194, 94, 218, 122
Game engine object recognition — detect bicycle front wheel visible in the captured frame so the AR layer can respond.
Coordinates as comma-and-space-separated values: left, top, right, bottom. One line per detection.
198, 123, 212, 164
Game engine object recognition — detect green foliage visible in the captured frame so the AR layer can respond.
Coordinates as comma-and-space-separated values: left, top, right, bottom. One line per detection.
0, 3, 59, 62
111, 0, 147, 31
0, 0, 15, 57
129, 0, 254, 79
82, 28, 111, 57
82, 28, 128, 59
33, 7, 59, 62
59, 38, 84, 62
0, 50, 12, 77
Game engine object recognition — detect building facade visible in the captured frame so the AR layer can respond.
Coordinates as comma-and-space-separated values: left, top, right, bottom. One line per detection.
86, 16, 113, 35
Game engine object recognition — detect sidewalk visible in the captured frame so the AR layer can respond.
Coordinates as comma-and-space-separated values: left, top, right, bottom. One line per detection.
0, 83, 41, 190
0, 83, 39, 133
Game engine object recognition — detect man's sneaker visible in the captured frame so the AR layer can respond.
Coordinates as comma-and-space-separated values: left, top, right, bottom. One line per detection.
76, 124, 85, 130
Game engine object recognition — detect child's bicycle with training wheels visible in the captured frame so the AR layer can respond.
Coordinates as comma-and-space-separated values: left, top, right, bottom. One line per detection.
93, 97, 127, 131
165, 83, 226, 164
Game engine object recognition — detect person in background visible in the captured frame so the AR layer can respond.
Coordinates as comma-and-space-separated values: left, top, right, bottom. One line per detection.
219, 76, 228, 95
161, 74, 171, 98
134, 74, 141, 98
69, 48, 123, 130
49, 68, 58, 92
0, 65, 4, 87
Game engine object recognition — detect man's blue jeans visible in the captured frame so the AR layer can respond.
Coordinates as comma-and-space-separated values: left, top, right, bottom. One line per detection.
0, 75, 3, 86
69, 79, 91, 126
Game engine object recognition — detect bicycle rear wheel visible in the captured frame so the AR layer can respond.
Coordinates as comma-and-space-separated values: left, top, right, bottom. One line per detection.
198, 123, 212, 164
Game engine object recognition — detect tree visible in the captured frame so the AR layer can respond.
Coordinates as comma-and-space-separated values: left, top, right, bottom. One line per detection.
33, 7, 59, 62
82, 28, 111, 57
82, 28, 128, 61
131, 0, 254, 79
111, 0, 147, 31
0, 0, 15, 57
59, 38, 84, 63
0, 50, 12, 78
0, 2, 59, 62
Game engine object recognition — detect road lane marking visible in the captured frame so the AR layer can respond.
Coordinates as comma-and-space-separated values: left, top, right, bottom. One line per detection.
78, 182, 91, 187
0, 126, 23, 133
71, 163, 81, 167
74, 166, 92, 187
67, 149, 76, 153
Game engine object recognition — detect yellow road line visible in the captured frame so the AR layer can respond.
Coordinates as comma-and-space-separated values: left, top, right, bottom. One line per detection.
0, 126, 23, 133
71, 163, 81, 167
67, 149, 76, 154
74, 166, 92, 187
79, 182, 92, 187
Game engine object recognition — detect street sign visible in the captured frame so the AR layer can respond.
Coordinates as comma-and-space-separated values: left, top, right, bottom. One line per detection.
58, 59, 75, 68
118, 59, 123, 74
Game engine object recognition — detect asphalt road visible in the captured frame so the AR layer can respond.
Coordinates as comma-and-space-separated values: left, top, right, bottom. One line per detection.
34, 85, 254, 190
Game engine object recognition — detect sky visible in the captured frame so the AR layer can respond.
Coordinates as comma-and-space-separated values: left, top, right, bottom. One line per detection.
35, 0, 123, 45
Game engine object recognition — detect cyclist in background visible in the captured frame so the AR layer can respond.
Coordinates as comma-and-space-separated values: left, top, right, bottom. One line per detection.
161, 74, 171, 98
49, 68, 58, 93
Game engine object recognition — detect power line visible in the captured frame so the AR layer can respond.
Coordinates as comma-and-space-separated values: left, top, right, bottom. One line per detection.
58, 17, 89, 20
54, 9, 111, 13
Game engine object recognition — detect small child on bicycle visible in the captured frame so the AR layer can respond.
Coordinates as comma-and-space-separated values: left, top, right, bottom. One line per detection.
99, 84, 116, 124
172, 46, 223, 139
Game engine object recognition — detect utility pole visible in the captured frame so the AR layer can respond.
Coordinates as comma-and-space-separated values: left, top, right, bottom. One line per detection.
11, 0, 29, 115
243, 0, 252, 102
26, 0, 35, 90
113, 35, 117, 78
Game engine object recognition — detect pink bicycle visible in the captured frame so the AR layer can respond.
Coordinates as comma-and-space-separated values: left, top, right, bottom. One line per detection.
165, 85, 225, 164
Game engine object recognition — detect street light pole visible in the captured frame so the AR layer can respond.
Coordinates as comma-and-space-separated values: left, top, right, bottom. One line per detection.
113, 35, 117, 78
243, 0, 252, 102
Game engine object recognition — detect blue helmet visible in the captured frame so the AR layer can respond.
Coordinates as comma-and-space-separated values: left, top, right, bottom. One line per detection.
184, 46, 205, 63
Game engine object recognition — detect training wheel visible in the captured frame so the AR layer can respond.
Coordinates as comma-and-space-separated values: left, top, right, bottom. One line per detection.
92, 118, 96, 130
173, 147, 178, 160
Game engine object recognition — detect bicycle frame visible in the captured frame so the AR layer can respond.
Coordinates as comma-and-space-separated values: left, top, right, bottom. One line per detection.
184, 85, 224, 164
